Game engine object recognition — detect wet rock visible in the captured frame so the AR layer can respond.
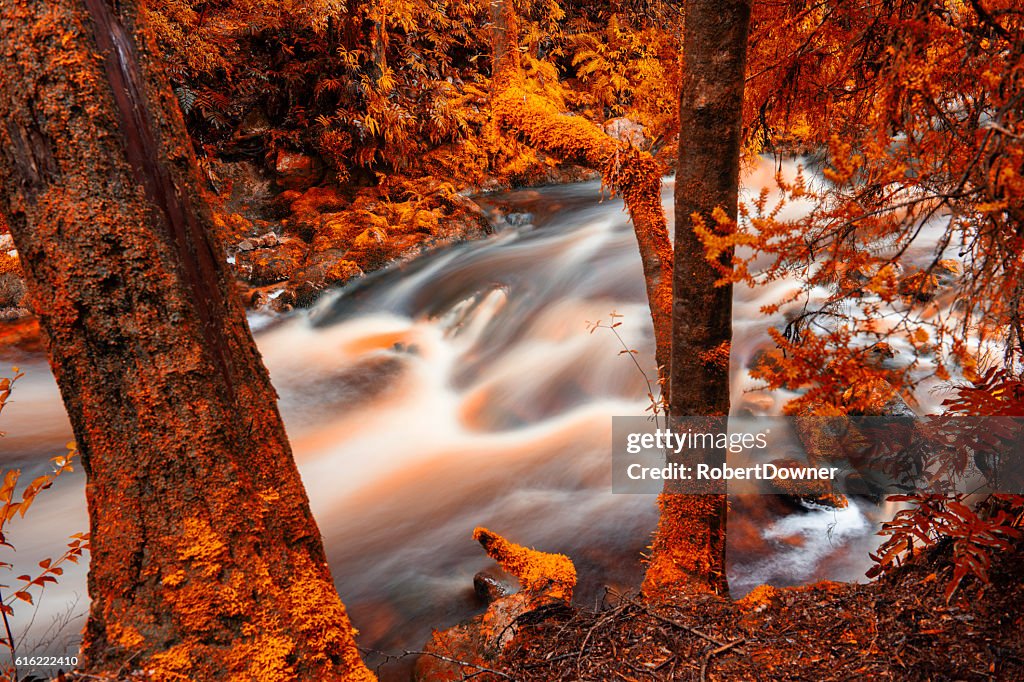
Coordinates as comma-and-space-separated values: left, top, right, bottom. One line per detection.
233, 239, 307, 286
223, 110, 272, 157
538, 163, 601, 185
274, 289, 296, 307
207, 160, 274, 216
0, 307, 31, 322
761, 457, 848, 509
473, 572, 513, 605
236, 231, 281, 254
320, 253, 363, 284
290, 251, 364, 308
898, 270, 939, 302
274, 150, 323, 190
248, 290, 270, 309
445, 192, 494, 235
270, 297, 293, 314
898, 260, 959, 302
504, 211, 533, 228
291, 280, 323, 309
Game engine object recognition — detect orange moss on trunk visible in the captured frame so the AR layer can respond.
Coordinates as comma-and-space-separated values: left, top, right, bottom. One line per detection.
0, 0, 373, 678
489, 0, 673, 382
643, 0, 753, 598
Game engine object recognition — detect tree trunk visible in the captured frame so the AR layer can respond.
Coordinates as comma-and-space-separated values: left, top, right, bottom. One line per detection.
489, 0, 674, 383
643, 0, 751, 597
0, 1, 373, 679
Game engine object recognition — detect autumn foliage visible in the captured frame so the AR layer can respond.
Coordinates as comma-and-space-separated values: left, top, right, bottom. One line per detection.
2, 0, 1024, 676
690, 2, 1024, 414
0, 372, 88, 679
146, 0, 681, 187
868, 368, 1024, 600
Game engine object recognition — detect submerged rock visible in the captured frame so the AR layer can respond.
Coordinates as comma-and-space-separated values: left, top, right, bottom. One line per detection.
473, 572, 514, 605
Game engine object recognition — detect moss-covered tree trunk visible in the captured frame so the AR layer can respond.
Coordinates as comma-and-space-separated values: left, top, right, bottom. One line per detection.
0, 0, 373, 678
643, 0, 751, 598
490, 0, 674, 381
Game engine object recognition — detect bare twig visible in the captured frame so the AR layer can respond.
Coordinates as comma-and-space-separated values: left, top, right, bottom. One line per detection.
589, 313, 666, 428
577, 601, 632, 674
700, 637, 745, 682
0, 585, 17, 682
402, 650, 512, 680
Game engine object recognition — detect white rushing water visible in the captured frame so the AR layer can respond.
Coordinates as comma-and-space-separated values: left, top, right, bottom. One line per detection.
0, 159, 957, 669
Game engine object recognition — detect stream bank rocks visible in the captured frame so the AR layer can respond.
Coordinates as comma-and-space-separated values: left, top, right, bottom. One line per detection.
215, 162, 493, 313
0, 246, 29, 322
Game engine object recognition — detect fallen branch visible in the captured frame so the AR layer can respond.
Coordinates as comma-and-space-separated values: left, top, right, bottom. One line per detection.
700, 638, 745, 682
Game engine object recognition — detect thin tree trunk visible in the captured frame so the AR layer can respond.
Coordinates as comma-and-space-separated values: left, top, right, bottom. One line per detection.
643, 0, 751, 597
0, 0, 373, 678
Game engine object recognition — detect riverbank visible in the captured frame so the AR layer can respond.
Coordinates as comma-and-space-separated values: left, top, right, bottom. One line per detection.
495, 537, 1024, 681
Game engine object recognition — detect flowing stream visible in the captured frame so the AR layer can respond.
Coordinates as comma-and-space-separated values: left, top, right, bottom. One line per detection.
0, 160, 950, 672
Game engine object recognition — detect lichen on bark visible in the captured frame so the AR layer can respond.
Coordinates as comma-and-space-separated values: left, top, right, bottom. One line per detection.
0, 0, 373, 678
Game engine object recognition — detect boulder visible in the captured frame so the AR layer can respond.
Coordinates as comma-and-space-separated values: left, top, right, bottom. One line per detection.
290, 251, 364, 308
233, 239, 307, 286
274, 150, 323, 190
473, 571, 514, 605
0, 307, 31, 322
248, 290, 270, 310
0, 274, 26, 309
0, 253, 26, 310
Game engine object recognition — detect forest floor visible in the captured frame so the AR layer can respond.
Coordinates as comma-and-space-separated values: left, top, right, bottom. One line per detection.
496, 541, 1024, 681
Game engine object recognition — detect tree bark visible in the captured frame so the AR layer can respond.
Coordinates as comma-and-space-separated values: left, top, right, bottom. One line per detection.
643, 0, 751, 597
0, 0, 373, 679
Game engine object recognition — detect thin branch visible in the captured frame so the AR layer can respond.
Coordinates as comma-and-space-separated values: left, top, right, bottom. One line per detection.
401, 650, 512, 680
700, 638, 745, 682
